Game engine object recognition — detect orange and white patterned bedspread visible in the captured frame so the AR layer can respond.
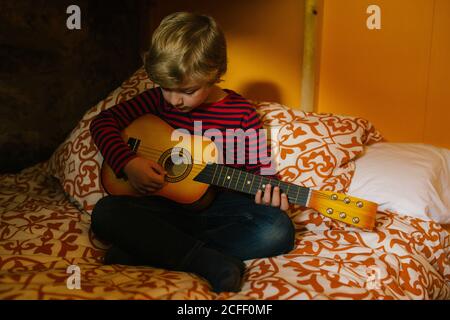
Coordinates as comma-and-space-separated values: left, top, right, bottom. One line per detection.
1, 163, 449, 300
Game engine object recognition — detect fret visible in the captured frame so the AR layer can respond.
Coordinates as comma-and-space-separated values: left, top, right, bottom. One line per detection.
263, 176, 271, 189
274, 179, 281, 193
249, 174, 257, 194
290, 187, 298, 203
218, 165, 225, 187
280, 181, 287, 196
295, 185, 300, 204
268, 177, 275, 189
235, 170, 242, 190
239, 170, 248, 193
275, 179, 281, 188
286, 183, 295, 202
256, 175, 262, 192
281, 182, 289, 199
211, 164, 219, 185
222, 167, 230, 187
266, 177, 272, 187
304, 188, 309, 204
294, 186, 309, 206
250, 173, 256, 194
272, 178, 277, 187
228, 167, 235, 189
263, 176, 269, 189
241, 172, 249, 192
217, 166, 225, 186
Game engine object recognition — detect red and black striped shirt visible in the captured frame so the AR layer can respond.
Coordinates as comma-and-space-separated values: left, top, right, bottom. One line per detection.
90, 87, 275, 178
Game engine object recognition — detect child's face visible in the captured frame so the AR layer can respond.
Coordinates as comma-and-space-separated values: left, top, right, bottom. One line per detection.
160, 80, 214, 113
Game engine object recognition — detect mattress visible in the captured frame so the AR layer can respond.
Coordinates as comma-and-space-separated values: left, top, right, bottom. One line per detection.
0, 162, 449, 299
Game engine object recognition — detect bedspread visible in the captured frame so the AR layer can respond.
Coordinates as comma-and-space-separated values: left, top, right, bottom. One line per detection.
0, 163, 449, 300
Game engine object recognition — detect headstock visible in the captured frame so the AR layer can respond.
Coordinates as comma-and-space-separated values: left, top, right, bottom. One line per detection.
308, 190, 378, 230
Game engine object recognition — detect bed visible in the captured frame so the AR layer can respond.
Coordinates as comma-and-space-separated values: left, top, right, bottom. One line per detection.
1, 68, 449, 300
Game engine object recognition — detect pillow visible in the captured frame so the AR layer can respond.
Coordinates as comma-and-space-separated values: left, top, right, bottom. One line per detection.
253, 102, 383, 193
45, 67, 383, 214
45, 67, 155, 212
347, 142, 450, 223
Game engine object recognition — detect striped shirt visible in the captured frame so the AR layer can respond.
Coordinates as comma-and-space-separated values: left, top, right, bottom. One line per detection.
90, 87, 275, 178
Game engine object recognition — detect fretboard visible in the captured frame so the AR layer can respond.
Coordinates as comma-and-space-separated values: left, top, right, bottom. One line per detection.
193, 164, 310, 206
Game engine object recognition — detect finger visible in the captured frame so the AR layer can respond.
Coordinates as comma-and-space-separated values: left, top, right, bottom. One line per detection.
146, 187, 157, 194
151, 162, 167, 176
157, 171, 167, 183
141, 183, 157, 194
263, 184, 271, 205
129, 181, 143, 194
271, 186, 281, 207
135, 185, 149, 195
145, 170, 165, 184
133, 181, 157, 194
280, 193, 290, 211
255, 189, 262, 204
143, 181, 164, 189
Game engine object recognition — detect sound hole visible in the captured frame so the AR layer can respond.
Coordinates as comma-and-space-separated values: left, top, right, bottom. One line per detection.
159, 148, 193, 183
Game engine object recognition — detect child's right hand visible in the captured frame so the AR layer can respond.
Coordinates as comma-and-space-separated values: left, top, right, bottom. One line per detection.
123, 157, 167, 195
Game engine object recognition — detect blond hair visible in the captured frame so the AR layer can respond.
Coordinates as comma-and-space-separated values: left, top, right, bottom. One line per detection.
144, 12, 227, 88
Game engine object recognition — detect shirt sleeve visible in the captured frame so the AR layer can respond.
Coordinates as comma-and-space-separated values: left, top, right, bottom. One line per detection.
89, 88, 161, 177
241, 107, 279, 179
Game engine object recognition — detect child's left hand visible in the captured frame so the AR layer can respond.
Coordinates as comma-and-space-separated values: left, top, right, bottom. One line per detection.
255, 184, 290, 211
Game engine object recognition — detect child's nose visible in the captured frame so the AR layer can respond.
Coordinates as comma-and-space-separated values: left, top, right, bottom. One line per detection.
170, 93, 183, 106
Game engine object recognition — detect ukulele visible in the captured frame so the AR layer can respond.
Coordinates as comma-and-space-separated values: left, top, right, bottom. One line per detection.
100, 114, 378, 230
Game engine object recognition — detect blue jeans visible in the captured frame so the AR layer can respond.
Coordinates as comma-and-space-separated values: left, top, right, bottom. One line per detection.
91, 190, 295, 270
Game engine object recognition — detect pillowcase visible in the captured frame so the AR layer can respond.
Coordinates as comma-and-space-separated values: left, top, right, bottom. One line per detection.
45, 66, 383, 214
347, 142, 450, 223
253, 102, 383, 193
45, 67, 155, 212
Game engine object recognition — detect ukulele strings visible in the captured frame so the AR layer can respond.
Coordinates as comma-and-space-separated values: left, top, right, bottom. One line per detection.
135, 145, 362, 204
136, 145, 206, 173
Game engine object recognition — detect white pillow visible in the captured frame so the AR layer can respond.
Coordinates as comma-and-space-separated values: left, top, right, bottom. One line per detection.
348, 143, 450, 223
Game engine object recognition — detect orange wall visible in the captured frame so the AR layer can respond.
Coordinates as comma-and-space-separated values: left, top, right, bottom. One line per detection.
148, 0, 305, 108
315, 0, 450, 148
424, 0, 450, 148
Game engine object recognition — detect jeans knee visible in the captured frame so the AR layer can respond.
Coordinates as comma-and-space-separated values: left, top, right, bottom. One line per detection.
91, 196, 118, 235
257, 210, 295, 257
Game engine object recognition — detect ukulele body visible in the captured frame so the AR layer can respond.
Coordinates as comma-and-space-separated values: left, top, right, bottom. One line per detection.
100, 114, 218, 208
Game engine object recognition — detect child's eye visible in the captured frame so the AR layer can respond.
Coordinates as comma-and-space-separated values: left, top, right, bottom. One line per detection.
161, 87, 197, 95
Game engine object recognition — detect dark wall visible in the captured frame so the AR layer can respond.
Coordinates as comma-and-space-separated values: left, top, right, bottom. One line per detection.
0, 0, 148, 173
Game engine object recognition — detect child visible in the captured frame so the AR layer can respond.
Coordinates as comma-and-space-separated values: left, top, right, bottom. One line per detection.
90, 12, 295, 293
